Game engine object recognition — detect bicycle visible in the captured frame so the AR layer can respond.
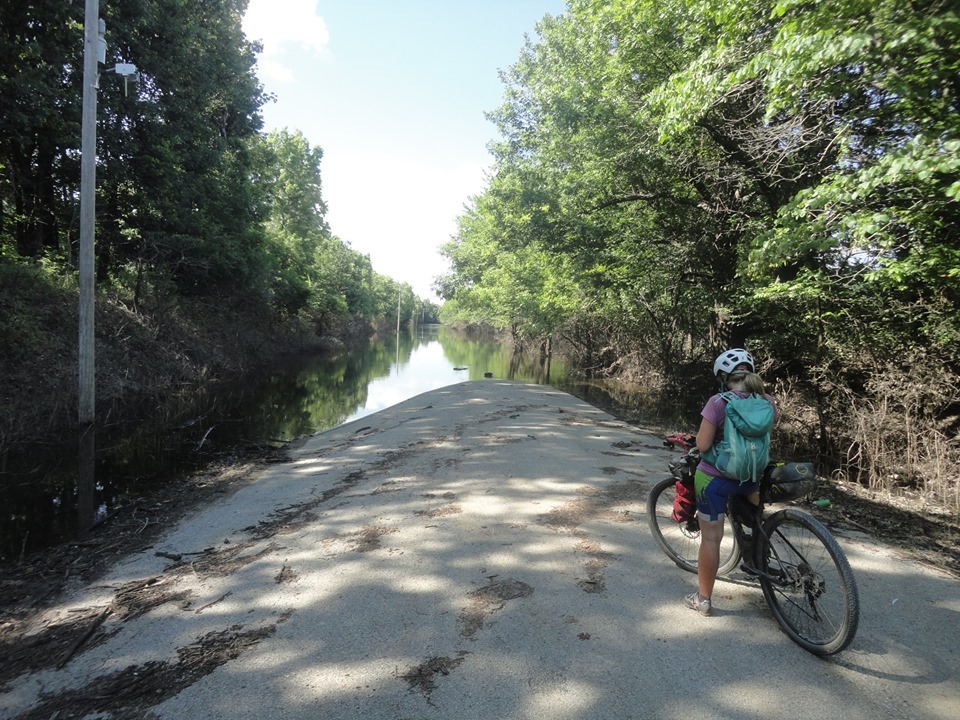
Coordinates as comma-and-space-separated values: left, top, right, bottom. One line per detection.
647, 434, 860, 656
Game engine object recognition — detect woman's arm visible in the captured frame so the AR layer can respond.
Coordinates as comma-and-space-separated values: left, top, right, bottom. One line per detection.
696, 417, 717, 454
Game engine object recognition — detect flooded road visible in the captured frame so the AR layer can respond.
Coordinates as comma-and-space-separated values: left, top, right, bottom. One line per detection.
1, 325, 578, 562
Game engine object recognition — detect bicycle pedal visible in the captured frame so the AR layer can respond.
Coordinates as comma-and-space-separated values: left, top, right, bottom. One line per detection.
739, 562, 760, 576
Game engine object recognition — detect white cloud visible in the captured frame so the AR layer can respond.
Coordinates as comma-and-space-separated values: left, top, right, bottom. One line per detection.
242, 0, 330, 81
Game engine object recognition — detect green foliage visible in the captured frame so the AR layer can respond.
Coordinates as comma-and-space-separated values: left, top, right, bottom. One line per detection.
0, 1, 424, 336
445, 0, 958, 356
0, 0, 82, 258
440, 0, 959, 496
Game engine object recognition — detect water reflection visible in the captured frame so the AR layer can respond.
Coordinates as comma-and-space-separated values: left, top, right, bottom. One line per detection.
0, 325, 567, 562
345, 326, 562, 422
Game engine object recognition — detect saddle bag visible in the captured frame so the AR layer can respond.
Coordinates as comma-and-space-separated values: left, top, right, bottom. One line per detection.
761, 462, 817, 503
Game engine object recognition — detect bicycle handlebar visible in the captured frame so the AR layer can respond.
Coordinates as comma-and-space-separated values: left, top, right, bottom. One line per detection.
663, 432, 696, 450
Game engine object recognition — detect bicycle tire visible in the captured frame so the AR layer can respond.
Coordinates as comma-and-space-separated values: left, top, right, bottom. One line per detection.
647, 477, 739, 575
757, 508, 859, 656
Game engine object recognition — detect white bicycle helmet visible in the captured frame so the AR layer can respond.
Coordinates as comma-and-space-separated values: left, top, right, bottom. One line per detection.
713, 348, 755, 378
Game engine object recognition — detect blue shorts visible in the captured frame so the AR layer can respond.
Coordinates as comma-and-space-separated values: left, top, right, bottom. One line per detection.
694, 470, 759, 522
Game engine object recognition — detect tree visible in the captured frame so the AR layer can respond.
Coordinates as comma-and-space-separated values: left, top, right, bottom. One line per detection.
97, 0, 270, 291
0, 0, 82, 258
257, 129, 331, 314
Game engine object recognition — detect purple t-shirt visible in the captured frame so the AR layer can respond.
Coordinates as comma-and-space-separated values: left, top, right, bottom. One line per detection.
698, 391, 778, 476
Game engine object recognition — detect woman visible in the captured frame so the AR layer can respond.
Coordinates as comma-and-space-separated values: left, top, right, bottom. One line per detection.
685, 349, 777, 616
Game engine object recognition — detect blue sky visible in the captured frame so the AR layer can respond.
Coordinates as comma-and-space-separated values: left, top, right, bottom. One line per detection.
241, 1, 568, 300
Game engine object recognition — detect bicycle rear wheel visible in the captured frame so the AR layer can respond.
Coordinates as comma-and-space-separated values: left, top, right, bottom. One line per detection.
757, 508, 859, 656
647, 477, 739, 575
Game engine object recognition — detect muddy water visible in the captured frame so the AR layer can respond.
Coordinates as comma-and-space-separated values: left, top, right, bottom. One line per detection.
3, 325, 618, 563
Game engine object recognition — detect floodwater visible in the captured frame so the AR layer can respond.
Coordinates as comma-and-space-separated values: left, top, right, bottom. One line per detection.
1, 325, 594, 563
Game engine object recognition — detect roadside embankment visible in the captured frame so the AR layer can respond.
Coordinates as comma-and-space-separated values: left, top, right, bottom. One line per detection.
0, 264, 357, 456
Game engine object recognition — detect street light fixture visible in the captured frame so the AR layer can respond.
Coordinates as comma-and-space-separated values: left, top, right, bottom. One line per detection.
107, 62, 140, 96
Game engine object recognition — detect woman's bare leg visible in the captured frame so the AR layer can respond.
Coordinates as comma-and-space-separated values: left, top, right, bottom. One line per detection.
697, 517, 725, 599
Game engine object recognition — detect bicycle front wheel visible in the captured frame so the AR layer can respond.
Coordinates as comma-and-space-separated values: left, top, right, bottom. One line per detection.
647, 477, 739, 575
758, 508, 859, 656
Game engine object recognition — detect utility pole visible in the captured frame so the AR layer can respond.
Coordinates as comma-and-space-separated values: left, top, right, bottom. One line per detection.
79, 0, 100, 430
396, 286, 402, 333
77, 0, 101, 536
76, 3, 138, 535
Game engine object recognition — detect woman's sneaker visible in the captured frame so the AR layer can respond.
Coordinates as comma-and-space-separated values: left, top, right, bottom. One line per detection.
684, 592, 712, 616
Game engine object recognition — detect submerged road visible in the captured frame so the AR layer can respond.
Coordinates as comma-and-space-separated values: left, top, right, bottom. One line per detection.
3, 381, 958, 719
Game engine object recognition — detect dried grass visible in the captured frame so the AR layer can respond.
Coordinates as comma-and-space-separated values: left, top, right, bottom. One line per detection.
829, 359, 959, 514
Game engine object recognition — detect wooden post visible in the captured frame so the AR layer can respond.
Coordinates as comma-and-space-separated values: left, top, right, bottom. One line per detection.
79, 0, 99, 427
396, 286, 401, 333
78, 0, 100, 536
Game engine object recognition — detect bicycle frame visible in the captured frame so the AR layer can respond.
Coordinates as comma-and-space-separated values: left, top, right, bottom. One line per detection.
726, 494, 782, 582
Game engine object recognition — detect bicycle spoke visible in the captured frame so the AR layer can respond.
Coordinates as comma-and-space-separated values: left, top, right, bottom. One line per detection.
768, 566, 835, 625
759, 509, 859, 655
647, 477, 739, 575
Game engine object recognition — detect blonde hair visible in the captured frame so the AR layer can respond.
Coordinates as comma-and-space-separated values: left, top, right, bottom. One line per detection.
742, 372, 765, 396
726, 371, 766, 395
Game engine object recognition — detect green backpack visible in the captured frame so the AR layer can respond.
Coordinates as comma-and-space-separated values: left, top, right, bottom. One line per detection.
703, 392, 775, 483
